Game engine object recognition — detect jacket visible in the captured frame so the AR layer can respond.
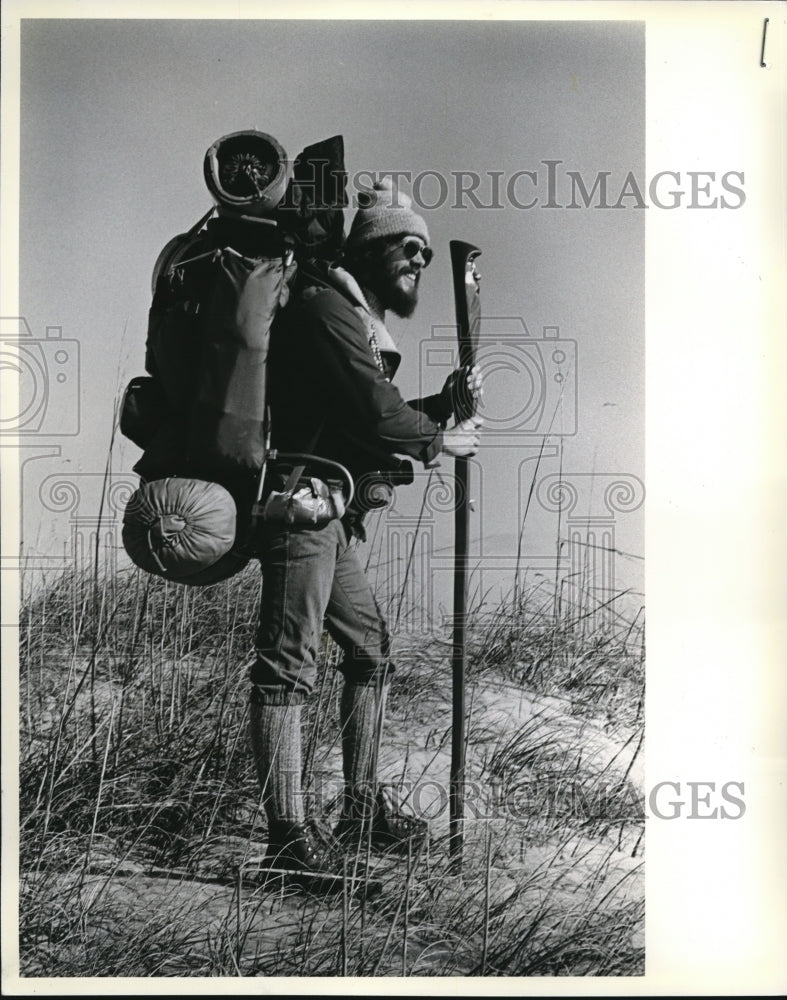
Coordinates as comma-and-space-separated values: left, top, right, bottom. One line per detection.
267, 262, 450, 505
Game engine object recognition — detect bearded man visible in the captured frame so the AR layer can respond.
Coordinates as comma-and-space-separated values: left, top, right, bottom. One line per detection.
248, 177, 482, 877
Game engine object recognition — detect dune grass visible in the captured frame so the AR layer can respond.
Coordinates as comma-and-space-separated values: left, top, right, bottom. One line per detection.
17, 554, 645, 978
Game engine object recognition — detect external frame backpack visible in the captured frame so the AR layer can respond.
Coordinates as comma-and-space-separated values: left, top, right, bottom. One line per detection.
120, 130, 352, 585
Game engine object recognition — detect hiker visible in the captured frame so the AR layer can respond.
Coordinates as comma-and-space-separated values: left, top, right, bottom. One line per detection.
249, 177, 483, 875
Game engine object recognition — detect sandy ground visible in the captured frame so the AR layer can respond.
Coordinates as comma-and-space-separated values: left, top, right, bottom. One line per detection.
25, 662, 643, 975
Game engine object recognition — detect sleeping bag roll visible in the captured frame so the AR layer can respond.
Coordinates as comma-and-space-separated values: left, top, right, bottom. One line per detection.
122, 477, 249, 585
203, 130, 291, 218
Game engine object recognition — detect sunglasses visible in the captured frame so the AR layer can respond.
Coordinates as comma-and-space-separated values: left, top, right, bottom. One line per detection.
390, 237, 434, 268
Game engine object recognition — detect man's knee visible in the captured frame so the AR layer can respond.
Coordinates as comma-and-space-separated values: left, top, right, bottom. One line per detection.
248, 650, 315, 701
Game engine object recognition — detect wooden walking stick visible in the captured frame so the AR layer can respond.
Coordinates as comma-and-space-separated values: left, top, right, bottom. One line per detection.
448, 240, 482, 873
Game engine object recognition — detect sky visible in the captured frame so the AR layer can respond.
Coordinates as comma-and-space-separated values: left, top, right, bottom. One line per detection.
14, 15, 645, 616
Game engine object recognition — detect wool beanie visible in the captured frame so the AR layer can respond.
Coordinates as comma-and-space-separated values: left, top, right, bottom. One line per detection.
347, 177, 429, 250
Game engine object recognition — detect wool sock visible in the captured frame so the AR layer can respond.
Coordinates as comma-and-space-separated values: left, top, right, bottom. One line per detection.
248, 701, 305, 828
340, 678, 389, 820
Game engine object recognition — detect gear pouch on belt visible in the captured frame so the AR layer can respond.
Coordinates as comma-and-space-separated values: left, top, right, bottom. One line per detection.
256, 454, 354, 527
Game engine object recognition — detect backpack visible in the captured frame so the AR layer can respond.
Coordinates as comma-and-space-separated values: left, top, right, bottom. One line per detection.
120, 130, 351, 585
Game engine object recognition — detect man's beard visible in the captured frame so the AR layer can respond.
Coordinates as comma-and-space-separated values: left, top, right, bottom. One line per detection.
365, 261, 420, 318
386, 279, 419, 318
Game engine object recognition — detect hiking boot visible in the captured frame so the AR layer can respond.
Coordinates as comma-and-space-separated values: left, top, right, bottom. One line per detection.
262, 818, 344, 874
257, 818, 381, 897
334, 788, 428, 855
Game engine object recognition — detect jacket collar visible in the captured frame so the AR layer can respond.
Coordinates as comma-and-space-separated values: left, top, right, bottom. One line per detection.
321, 265, 402, 374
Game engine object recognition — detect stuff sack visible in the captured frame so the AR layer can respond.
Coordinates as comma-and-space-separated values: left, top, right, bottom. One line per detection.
122, 477, 250, 586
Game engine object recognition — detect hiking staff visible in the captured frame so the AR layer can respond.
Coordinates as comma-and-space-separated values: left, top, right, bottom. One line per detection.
449, 240, 482, 873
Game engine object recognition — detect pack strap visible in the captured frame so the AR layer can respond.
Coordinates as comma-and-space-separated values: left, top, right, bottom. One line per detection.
187, 207, 217, 239
255, 417, 326, 507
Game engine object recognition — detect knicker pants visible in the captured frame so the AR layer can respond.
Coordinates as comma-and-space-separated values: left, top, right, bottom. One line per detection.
249, 518, 392, 704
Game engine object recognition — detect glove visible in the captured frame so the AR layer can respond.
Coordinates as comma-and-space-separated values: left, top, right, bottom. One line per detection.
439, 364, 483, 423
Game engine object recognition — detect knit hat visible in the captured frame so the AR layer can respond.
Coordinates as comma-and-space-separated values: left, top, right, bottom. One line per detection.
347, 177, 429, 249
